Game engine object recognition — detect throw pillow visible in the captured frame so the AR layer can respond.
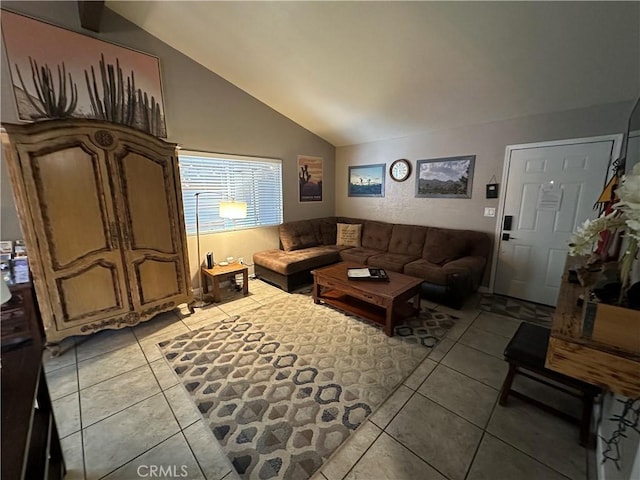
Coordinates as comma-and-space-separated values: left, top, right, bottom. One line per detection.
336, 223, 362, 247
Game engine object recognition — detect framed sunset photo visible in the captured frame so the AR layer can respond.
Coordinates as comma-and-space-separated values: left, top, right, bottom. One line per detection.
348, 164, 385, 197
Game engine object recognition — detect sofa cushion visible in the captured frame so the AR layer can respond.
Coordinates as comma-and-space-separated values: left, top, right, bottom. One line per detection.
362, 221, 393, 250
423, 227, 469, 264
403, 259, 455, 286
337, 223, 362, 247
309, 217, 337, 245
340, 247, 384, 264
388, 225, 428, 256
404, 256, 487, 287
279, 220, 319, 252
253, 246, 341, 275
368, 253, 420, 273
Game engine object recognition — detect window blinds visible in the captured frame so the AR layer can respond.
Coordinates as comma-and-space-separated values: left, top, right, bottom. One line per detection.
179, 151, 283, 235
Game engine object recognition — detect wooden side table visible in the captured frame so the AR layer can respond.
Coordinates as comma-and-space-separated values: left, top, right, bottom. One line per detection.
202, 263, 249, 303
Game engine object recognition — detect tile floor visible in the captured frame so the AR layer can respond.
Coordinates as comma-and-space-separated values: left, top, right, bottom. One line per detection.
44, 279, 591, 480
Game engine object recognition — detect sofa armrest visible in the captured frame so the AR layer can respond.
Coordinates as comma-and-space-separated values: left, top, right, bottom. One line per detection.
442, 256, 487, 289
442, 256, 486, 271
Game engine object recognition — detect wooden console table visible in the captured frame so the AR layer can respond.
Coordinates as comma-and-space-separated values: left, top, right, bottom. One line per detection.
545, 256, 640, 398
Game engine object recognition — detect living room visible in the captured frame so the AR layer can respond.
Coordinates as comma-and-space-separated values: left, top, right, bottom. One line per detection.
1, 2, 639, 480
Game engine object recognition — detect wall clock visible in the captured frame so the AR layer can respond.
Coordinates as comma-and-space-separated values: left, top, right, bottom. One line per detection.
390, 159, 411, 182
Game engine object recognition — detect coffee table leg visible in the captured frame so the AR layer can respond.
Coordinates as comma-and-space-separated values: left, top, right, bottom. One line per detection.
313, 281, 321, 304
242, 269, 249, 296
385, 306, 394, 337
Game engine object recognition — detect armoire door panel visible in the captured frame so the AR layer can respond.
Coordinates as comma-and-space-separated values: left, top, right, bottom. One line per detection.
55, 261, 126, 325
133, 257, 181, 305
116, 149, 176, 254
26, 144, 112, 268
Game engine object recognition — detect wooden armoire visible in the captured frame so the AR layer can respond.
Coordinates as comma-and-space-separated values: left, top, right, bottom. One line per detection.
2, 119, 193, 351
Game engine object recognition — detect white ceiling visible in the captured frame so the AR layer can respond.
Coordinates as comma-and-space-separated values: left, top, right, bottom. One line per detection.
107, 1, 639, 147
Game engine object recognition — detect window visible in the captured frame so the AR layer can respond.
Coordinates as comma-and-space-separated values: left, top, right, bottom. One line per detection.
179, 150, 283, 235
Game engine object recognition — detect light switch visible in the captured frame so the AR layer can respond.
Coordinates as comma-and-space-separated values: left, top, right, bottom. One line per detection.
484, 207, 496, 217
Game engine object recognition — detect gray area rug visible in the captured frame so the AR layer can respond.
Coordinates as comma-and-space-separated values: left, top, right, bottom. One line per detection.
480, 293, 554, 327
159, 294, 456, 480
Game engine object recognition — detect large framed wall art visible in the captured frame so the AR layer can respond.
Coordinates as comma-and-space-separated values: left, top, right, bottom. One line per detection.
298, 155, 323, 202
1, 10, 167, 137
415, 155, 475, 198
348, 164, 385, 197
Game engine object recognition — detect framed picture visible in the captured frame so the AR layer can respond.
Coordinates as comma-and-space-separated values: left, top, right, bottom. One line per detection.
298, 155, 323, 202
348, 164, 385, 197
415, 155, 475, 198
1, 10, 167, 137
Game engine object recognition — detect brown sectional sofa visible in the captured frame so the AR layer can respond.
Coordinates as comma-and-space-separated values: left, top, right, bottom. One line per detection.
253, 217, 491, 308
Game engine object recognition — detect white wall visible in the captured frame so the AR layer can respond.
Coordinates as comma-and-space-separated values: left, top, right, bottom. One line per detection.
336, 101, 634, 285
0, 2, 335, 289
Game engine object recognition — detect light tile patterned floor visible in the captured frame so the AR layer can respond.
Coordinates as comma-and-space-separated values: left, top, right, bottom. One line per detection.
44, 279, 590, 480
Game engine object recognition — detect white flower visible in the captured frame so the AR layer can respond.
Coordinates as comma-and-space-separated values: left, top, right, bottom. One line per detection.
568, 212, 627, 256
610, 165, 640, 242
616, 164, 640, 206
570, 164, 640, 260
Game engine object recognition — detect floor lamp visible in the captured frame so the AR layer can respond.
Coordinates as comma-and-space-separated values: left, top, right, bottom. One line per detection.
192, 193, 247, 309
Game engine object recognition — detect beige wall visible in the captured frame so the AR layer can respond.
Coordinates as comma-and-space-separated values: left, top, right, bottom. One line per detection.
336, 101, 633, 267
0, 2, 335, 289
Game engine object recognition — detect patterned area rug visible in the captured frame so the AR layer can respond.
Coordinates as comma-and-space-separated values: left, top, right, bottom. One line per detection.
480, 293, 554, 327
159, 294, 456, 480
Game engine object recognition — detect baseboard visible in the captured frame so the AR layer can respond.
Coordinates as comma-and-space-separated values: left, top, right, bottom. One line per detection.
478, 286, 491, 294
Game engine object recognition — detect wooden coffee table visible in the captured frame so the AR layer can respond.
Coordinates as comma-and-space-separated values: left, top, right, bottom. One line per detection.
311, 261, 422, 336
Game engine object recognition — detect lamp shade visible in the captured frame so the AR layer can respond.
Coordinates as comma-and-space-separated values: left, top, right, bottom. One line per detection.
0, 277, 11, 305
219, 201, 247, 219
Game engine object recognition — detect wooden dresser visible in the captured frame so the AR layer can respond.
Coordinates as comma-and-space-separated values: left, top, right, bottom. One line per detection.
545, 256, 640, 398
1, 282, 65, 479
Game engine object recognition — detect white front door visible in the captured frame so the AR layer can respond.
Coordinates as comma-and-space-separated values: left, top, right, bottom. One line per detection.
493, 137, 619, 306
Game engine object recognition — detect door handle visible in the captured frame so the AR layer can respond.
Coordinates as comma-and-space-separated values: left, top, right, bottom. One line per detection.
502, 233, 518, 241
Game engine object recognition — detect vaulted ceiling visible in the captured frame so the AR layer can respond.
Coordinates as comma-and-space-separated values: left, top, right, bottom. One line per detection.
107, 1, 640, 147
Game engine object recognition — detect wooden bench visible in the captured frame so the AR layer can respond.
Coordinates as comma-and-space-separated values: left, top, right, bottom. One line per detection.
499, 322, 602, 446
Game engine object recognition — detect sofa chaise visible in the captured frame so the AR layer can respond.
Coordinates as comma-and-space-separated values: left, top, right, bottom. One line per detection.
253, 217, 491, 308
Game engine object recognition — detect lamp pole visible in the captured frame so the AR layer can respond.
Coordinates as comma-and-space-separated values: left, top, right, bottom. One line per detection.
192, 192, 211, 309
188, 193, 247, 312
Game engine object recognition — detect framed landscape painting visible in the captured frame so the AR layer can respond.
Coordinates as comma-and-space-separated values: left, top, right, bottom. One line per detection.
348, 164, 385, 197
415, 155, 475, 198
298, 155, 323, 202
1, 10, 167, 137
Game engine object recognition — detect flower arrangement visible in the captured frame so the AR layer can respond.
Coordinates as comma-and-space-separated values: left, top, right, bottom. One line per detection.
569, 163, 640, 304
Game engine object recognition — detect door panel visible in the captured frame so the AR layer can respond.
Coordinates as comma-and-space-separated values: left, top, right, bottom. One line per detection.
110, 141, 187, 308
15, 139, 132, 328
134, 258, 181, 304
495, 140, 613, 306
32, 146, 109, 268
58, 262, 123, 321
120, 151, 175, 253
